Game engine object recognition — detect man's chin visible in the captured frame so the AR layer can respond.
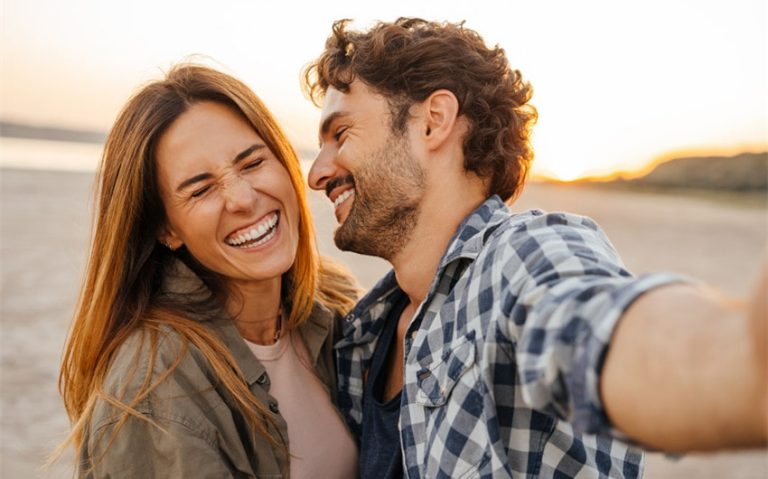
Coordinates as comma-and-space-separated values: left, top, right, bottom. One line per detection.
332, 200, 415, 260
333, 223, 358, 253
334, 220, 376, 257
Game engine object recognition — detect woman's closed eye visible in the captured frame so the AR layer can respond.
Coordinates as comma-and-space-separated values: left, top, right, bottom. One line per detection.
190, 184, 212, 198
242, 158, 265, 171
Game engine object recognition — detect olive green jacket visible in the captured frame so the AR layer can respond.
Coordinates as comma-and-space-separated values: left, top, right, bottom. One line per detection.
80, 261, 342, 478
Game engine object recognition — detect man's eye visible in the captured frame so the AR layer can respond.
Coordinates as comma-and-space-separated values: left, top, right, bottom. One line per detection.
191, 185, 211, 198
334, 127, 348, 142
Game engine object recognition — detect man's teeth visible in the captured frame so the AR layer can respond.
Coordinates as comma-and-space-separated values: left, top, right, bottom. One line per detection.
226, 213, 279, 247
334, 189, 354, 208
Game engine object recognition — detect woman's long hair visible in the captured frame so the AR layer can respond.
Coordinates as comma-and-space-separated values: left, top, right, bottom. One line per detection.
58, 64, 358, 464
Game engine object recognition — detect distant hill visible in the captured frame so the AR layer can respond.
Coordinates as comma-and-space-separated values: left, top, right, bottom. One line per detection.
0, 121, 107, 144
615, 152, 768, 191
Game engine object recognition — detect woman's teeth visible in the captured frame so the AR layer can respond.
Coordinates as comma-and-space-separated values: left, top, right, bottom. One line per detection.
226, 213, 279, 247
334, 189, 354, 208
241, 226, 277, 248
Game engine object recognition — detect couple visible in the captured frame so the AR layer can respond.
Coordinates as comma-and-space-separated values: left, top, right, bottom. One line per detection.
60, 18, 766, 478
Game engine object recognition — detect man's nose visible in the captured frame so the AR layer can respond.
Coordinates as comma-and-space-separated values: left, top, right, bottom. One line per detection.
308, 147, 335, 192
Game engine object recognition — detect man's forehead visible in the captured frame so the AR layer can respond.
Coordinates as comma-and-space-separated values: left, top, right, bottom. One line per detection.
319, 81, 387, 127
319, 86, 347, 120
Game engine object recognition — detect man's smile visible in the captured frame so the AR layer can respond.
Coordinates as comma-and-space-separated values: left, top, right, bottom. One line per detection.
325, 175, 356, 221
334, 188, 355, 209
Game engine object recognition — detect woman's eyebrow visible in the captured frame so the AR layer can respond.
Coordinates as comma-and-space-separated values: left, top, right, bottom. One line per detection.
176, 172, 212, 193
175, 143, 266, 192
232, 143, 265, 165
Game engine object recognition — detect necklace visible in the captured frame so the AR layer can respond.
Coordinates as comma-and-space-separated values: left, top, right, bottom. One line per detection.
234, 308, 283, 345
272, 310, 283, 343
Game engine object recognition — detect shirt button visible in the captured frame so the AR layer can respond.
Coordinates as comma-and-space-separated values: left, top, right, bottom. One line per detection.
268, 400, 280, 414
256, 373, 268, 385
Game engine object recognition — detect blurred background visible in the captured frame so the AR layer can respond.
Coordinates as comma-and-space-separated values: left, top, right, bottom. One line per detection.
2, 0, 767, 179
1, 0, 766, 477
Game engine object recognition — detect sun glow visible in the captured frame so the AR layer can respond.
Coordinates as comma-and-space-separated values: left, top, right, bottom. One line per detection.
1, 0, 766, 179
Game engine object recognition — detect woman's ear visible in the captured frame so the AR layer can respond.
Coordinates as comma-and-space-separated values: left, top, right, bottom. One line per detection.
421, 89, 460, 150
158, 226, 183, 251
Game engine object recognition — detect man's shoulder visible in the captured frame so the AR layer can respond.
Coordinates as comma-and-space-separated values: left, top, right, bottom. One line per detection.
469, 208, 624, 284
496, 208, 603, 235
485, 209, 611, 253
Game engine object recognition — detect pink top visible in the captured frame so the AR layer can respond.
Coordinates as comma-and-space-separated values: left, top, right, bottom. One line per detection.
246, 332, 358, 479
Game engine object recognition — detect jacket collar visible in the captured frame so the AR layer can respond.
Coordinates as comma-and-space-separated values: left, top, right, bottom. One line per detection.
159, 259, 333, 386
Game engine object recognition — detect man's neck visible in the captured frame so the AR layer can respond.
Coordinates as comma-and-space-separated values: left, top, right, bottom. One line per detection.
390, 178, 487, 306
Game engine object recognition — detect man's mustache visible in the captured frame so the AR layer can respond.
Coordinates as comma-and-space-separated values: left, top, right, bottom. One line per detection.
325, 174, 355, 198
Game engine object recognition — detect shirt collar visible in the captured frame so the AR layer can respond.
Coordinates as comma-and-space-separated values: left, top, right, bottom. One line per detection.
440, 194, 510, 265
341, 195, 511, 340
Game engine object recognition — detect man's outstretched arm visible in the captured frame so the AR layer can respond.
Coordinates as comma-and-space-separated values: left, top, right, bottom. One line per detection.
601, 267, 767, 451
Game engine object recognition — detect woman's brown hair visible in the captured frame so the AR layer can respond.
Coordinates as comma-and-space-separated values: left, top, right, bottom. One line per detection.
57, 63, 358, 467
303, 17, 538, 201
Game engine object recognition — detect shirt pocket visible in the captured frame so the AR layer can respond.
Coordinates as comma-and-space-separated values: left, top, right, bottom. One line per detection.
414, 330, 477, 407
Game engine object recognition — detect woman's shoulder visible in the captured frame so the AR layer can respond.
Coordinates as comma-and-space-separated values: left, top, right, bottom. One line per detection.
102, 326, 191, 385
93, 325, 223, 430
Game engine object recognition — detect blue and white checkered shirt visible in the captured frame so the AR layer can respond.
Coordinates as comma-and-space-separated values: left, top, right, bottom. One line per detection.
336, 195, 682, 478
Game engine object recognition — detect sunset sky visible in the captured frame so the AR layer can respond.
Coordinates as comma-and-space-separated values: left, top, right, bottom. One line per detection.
1, 0, 766, 180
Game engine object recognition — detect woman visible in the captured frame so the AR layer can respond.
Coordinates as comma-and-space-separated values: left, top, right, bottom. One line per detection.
58, 64, 360, 478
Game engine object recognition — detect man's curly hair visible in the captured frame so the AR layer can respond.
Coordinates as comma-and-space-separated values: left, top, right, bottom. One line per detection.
303, 17, 538, 201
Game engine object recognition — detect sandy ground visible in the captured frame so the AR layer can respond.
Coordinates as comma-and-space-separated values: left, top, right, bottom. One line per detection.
1, 168, 766, 478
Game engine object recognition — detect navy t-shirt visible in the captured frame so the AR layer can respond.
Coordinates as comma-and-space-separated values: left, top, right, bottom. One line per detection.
358, 296, 408, 479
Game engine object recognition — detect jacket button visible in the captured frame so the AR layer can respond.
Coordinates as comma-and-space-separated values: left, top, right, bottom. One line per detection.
256, 373, 268, 385
268, 400, 280, 414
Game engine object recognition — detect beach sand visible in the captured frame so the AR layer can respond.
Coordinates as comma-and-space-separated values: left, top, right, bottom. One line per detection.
1, 168, 766, 477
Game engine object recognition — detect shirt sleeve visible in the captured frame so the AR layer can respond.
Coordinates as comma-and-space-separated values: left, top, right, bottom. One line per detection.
85, 414, 234, 479
499, 212, 685, 436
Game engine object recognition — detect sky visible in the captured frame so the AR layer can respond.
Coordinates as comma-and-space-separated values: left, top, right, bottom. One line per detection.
1, 0, 766, 180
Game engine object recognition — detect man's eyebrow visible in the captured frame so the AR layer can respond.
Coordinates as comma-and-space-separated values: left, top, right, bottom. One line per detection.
319, 111, 349, 140
175, 143, 265, 192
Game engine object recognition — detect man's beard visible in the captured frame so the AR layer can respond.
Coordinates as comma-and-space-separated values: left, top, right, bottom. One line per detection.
333, 134, 425, 261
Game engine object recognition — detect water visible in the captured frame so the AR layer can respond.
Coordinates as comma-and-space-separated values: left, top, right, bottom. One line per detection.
0, 137, 316, 176
0, 137, 104, 172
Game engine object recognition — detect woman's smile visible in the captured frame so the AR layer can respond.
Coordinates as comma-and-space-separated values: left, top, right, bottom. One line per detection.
225, 210, 280, 249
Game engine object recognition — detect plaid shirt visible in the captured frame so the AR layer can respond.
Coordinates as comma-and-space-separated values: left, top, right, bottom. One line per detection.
336, 196, 682, 478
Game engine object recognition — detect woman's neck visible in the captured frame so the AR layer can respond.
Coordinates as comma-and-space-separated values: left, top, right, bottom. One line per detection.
226, 277, 283, 345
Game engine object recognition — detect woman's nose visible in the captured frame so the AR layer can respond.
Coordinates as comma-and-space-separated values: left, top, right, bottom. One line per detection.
222, 176, 256, 214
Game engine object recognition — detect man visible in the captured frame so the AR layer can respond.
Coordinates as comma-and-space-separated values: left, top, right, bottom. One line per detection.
304, 18, 767, 478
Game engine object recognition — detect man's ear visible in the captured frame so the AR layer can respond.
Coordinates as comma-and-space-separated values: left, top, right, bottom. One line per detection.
421, 89, 461, 151
158, 224, 183, 251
